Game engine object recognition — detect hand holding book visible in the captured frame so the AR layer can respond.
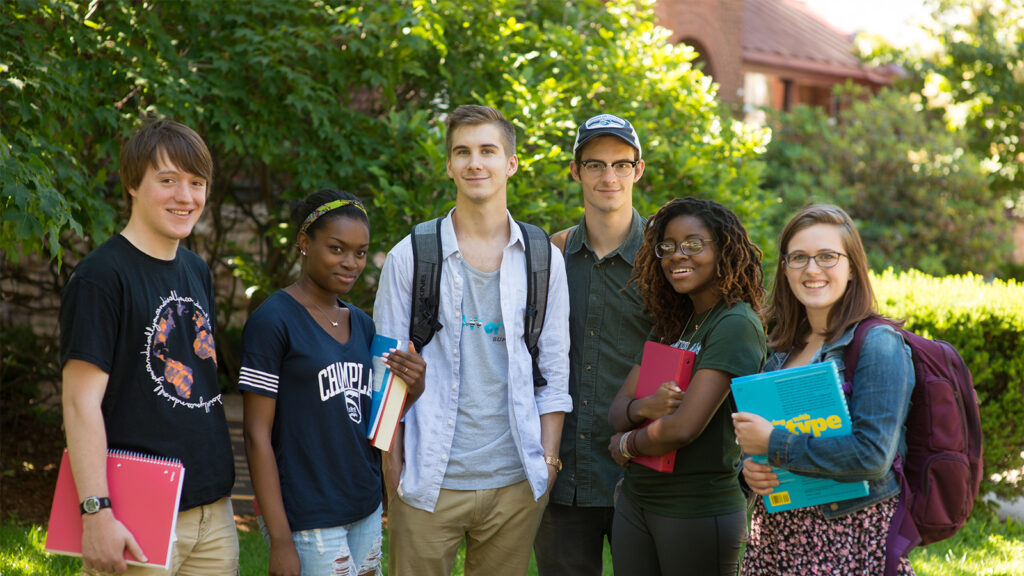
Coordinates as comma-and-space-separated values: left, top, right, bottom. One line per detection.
624, 341, 696, 473
738, 456, 780, 497
732, 411, 781, 496
80, 513, 146, 572
732, 411, 776, 456
369, 335, 422, 452
631, 381, 684, 422
380, 341, 426, 405
47, 449, 184, 568
730, 362, 869, 512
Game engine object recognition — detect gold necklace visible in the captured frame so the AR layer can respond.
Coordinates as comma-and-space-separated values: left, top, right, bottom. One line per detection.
677, 305, 715, 341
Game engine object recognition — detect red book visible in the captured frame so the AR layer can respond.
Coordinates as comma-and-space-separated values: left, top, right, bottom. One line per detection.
632, 341, 696, 473
45, 448, 185, 569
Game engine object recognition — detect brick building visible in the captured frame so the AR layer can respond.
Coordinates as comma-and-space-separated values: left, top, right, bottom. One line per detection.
654, 0, 898, 122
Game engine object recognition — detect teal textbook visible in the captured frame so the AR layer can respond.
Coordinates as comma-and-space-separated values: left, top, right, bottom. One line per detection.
731, 361, 868, 513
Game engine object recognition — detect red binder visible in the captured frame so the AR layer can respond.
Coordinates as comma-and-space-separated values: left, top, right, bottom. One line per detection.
45, 448, 185, 569
632, 341, 696, 473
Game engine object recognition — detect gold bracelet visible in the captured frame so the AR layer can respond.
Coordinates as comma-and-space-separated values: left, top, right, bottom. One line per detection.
544, 455, 562, 472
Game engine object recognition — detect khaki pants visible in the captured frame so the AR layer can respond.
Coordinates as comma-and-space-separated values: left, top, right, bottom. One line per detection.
83, 496, 239, 576
388, 480, 548, 576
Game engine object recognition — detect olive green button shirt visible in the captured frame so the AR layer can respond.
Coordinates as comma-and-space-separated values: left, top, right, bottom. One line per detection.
550, 209, 653, 508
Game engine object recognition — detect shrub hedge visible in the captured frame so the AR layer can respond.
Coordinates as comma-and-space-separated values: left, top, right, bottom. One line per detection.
4, 269, 1019, 502
872, 269, 1024, 501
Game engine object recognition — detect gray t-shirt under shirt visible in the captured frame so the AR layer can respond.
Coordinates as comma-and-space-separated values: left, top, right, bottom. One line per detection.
441, 260, 526, 489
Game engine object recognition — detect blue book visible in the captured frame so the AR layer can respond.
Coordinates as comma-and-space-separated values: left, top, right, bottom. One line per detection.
367, 334, 409, 451
731, 361, 868, 513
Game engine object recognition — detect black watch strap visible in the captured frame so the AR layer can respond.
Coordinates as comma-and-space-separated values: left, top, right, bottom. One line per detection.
80, 496, 112, 515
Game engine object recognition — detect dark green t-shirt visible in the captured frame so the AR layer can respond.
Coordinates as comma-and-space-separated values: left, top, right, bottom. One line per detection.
623, 300, 766, 518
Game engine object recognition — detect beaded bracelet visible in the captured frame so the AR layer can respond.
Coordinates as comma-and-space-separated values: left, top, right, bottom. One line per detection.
627, 428, 641, 458
619, 430, 635, 460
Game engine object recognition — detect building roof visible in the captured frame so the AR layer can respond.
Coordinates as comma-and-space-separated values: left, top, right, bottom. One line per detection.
743, 0, 891, 83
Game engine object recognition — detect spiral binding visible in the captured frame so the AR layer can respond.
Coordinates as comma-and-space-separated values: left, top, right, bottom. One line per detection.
107, 448, 183, 467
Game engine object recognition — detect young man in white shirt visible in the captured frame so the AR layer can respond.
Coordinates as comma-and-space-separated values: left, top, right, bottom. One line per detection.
374, 104, 571, 576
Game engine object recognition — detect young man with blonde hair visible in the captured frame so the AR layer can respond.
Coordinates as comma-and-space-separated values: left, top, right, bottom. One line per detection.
375, 104, 571, 576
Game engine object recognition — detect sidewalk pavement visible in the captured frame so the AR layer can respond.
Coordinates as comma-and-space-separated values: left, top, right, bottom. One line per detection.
224, 393, 254, 518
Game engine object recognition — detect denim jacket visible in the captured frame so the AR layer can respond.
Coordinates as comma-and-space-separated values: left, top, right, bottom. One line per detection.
761, 321, 913, 519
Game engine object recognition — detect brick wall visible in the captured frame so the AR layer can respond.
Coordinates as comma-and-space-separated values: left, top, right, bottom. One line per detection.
653, 0, 745, 105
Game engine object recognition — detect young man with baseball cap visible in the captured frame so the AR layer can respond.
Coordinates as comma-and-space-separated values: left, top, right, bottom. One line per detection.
535, 113, 664, 574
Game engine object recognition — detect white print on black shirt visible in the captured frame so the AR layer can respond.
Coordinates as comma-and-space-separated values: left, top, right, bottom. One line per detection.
318, 361, 371, 424
143, 291, 222, 411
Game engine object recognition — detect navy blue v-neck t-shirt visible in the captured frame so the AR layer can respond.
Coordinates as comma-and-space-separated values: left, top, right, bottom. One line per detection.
239, 290, 381, 531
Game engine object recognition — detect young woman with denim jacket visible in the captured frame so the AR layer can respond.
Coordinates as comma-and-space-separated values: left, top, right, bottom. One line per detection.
732, 204, 916, 575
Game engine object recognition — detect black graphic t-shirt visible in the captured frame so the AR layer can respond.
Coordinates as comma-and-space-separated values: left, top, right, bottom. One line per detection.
238, 290, 381, 531
60, 234, 234, 511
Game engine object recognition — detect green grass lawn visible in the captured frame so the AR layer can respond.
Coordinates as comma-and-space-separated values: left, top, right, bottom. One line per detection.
2, 509, 1021, 575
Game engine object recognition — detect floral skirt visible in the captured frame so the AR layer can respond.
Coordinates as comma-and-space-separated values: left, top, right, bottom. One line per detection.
741, 496, 916, 576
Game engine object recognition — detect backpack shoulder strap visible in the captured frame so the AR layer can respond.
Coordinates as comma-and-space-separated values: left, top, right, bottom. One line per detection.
517, 220, 551, 388
841, 317, 894, 387
549, 225, 577, 255
409, 218, 445, 351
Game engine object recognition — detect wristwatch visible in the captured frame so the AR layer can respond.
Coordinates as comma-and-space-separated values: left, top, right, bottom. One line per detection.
80, 496, 112, 515
544, 455, 562, 473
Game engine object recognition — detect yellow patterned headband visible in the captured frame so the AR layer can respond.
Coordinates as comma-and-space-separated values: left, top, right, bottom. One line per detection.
299, 199, 367, 235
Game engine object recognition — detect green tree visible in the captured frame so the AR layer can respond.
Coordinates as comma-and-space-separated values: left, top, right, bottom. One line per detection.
1, 0, 769, 386
761, 85, 1005, 276
922, 0, 1023, 206
862, 0, 1023, 209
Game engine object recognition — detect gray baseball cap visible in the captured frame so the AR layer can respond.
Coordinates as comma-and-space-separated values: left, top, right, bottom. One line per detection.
573, 113, 642, 158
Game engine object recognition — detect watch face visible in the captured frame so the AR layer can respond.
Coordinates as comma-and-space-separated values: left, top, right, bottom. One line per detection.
83, 497, 100, 513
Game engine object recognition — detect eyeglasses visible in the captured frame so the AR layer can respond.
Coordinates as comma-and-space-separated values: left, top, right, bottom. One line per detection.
654, 238, 714, 258
784, 251, 848, 269
579, 160, 638, 178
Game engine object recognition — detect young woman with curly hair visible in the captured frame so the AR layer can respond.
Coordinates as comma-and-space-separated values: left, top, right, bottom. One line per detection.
606, 197, 767, 575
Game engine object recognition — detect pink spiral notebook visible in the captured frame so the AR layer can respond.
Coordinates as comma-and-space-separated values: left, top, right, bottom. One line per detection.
45, 448, 185, 569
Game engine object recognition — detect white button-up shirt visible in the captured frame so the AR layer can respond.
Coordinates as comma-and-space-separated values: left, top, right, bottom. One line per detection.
373, 210, 571, 512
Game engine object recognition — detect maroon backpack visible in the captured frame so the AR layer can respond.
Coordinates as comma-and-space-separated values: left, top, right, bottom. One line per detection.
843, 318, 983, 574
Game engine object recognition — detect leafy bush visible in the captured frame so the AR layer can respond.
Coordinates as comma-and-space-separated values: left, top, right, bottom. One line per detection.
0, 324, 62, 430
2, 0, 770, 387
762, 85, 1008, 276
873, 269, 1024, 500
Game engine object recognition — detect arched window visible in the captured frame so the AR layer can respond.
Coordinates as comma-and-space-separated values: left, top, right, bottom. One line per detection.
679, 37, 715, 78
